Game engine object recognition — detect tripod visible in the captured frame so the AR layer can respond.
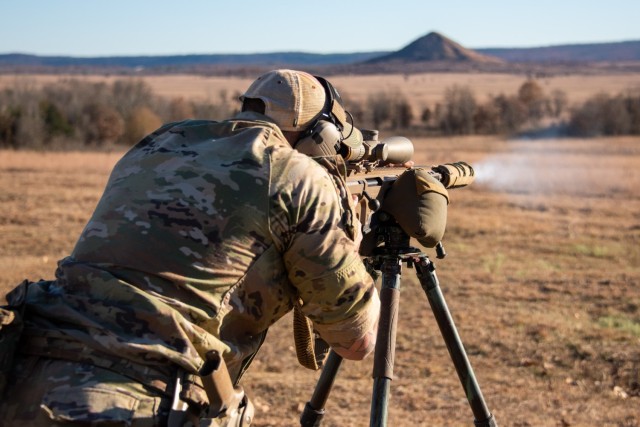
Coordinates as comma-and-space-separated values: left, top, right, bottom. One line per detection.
300, 221, 497, 427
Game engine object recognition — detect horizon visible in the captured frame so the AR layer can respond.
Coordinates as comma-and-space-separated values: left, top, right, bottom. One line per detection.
2, 1, 639, 57
2, 33, 640, 59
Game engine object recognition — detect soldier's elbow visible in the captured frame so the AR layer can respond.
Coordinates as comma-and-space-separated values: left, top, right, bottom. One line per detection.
334, 328, 377, 361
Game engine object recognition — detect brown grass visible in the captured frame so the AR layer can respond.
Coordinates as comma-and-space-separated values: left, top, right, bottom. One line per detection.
0, 150, 122, 287
2, 134, 639, 426
3, 72, 640, 112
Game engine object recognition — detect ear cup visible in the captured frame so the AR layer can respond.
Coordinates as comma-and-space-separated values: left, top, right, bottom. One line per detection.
294, 121, 343, 157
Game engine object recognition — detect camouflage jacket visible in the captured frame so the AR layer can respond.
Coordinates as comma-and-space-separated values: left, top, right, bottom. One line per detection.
24, 113, 377, 382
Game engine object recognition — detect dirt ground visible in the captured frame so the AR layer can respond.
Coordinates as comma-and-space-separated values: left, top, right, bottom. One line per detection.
1, 135, 639, 426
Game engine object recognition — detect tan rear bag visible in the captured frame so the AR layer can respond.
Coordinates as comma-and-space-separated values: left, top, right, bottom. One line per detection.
381, 168, 449, 248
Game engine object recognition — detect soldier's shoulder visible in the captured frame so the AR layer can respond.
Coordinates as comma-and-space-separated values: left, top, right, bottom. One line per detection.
271, 145, 331, 177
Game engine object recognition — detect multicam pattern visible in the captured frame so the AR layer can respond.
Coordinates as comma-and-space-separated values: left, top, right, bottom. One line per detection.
0, 356, 169, 426
15, 112, 377, 388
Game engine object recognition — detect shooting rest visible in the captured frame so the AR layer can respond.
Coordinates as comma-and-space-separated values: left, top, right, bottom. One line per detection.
300, 219, 498, 427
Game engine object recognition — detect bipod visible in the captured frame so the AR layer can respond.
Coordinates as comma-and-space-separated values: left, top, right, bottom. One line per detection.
300, 222, 497, 427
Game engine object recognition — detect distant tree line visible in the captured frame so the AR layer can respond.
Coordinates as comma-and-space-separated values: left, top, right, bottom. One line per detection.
346, 80, 640, 137
0, 79, 238, 149
1, 77, 640, 149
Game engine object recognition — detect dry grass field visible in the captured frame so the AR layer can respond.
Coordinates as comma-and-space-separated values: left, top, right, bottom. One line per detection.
2, 72, 640, 112
2, 133, 639, 426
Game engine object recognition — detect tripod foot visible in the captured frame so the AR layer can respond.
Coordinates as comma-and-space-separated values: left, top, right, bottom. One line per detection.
300, 402, 325, 427
475, 413, 498, 427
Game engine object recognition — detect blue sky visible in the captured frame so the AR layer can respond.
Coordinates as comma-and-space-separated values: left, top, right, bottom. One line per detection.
2, 1, 639, 56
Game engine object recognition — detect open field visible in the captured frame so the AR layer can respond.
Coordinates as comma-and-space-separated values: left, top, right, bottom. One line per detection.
2, 135, 639, 426
2, 72, 640, 113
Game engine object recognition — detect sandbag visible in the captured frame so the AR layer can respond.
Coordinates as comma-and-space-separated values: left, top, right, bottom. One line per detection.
381, 168, 449, 248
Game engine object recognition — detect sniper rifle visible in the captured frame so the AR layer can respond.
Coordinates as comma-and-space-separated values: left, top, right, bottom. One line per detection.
342, 130, 475, 254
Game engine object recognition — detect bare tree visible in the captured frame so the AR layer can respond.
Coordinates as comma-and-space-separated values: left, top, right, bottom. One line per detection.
549, 89, 568, 118
83, 103, 125, 145
437, 85, 477, 135
391, 97, 413, 130
124, 106, 162, 145
168, 97, 195, 122
368, 92, 393, 130
491, 94, 527, 134
112, 79, 155, 118
518, 80, 546, 123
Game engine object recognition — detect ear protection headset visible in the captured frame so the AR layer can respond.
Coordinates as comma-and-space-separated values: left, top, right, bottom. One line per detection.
293, 76, 356, 158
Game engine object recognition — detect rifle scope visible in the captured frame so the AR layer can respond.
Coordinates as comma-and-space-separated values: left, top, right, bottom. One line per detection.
341, 132, 414, 166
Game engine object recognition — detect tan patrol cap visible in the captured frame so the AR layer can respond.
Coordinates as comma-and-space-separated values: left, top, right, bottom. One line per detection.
241, 69, 326, 132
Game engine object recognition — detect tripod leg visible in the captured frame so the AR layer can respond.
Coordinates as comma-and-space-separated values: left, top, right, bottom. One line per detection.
415, 257, 497, 427
300, 351, 343, 427
370, 257, 402, 427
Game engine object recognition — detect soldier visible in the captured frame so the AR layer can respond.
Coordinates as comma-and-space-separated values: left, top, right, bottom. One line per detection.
0, 70, 384, 426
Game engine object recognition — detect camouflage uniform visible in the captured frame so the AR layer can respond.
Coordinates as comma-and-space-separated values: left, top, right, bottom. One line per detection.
0, 112, 378, 426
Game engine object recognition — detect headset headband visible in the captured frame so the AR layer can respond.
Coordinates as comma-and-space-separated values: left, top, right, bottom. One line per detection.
314, 76, 349, 129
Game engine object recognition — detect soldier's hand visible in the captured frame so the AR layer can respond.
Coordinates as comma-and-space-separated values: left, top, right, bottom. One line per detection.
388, 160, 414, 168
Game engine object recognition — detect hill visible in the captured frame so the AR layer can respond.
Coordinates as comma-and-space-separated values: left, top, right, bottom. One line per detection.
366, 32, 502, 64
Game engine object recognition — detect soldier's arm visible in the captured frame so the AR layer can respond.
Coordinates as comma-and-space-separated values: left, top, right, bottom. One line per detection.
318, 285, 380, 360
269, 148, 379, 360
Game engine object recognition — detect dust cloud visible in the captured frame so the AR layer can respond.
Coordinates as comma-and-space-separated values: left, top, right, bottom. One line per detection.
469, 139, 613, 197
471, 151, 548, 195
